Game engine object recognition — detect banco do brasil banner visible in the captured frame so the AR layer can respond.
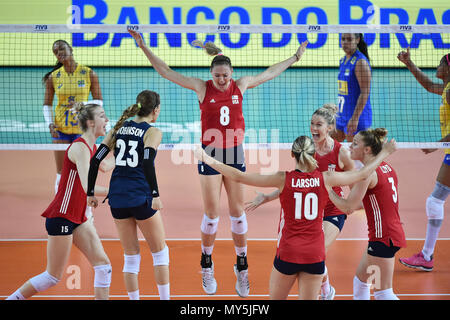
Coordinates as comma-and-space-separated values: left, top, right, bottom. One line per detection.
0, 0, 449, 67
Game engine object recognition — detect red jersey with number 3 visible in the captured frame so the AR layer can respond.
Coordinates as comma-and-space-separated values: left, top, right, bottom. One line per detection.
199, 79, 245, 148
42, 137, 97, 224
362, 162, 406, 248
314, 139, 346, 217
277, 169, 328, 264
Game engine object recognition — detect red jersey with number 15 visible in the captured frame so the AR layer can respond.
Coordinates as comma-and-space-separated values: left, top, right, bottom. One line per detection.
362, 161, 406, 248
42, 137, 97, 224
277, 169, 328, 264
199, 79, 245, 149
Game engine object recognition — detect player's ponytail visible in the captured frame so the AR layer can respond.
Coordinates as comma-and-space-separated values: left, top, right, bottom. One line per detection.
106, 90, 161, 150
191, 40, 232, 69
356, 33, 370, 61
292, 136, 318, 171
359, 128, 388, 155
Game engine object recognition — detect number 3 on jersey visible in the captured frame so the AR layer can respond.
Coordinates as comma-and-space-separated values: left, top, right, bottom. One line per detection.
220, 106, 230, 126
294, 192, 319, 220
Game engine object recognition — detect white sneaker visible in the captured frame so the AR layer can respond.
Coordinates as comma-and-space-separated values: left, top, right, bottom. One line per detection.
201, 263, 217, 295
234, 265, 249, 298
320, 285, 335, 300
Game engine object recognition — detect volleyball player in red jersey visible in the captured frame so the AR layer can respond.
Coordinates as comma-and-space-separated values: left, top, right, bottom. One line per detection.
6, 102, 114, 300
245, 104, 355, 299
128, 29, 308, 297
194, 135, 396, 299
328, 128, 406, 300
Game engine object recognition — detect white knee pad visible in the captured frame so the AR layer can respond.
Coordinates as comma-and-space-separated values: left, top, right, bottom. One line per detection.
201, 214, 219, 235
426, 195, 445, 220
94, 264, 112, 288
152, 245, 169, 266
123, 254, 141, 274
29, 271, 59, 292
230, 213, 248, 235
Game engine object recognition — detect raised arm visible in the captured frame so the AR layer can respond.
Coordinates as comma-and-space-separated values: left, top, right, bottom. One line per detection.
194, 146, 285, 189
244, 189, 280, 212
327, 177, 372, 214
323, 139, 396, 188
236, 41, 308, 93
128, 29, 205, 95
69, 142, 109, 198
397, 47, 444, 95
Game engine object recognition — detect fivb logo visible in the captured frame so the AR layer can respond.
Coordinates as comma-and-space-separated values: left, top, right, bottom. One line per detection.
308, 25, 321, 32
127, 25, 139, 31
399, 25, 413, 32
217, 25, 231, 32
34, 25, 48, 32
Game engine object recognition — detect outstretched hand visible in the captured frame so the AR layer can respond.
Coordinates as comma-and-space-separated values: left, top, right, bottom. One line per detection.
244, 191, 266, 213
295, 41, 308, 61
194, 146, 213, 165
382, 138, 397, 155
128, 29, 144, 48
397, 47, 411, 65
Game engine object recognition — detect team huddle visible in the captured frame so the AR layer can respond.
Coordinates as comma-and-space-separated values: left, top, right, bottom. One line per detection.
5, 30, 450, 300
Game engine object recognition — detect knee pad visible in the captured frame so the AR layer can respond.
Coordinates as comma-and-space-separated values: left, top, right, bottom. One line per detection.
230, 213, 248, 235
426, 195, 445, 220
431, 182, 450, 201
123, 254, 141, 274
200, 214, 219, 235
152, 245, 169, 266
94, 264, 112, 288
29, 271, 59, 292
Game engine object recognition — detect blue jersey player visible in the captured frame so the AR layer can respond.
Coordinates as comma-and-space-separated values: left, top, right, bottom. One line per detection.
86, 90, 170, 300
334, 33, 372, 142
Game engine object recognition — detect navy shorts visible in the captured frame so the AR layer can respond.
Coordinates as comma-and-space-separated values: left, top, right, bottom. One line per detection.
52, 131, 81, 142
273, 255, 325, 275
367, 240, 400, 258
110, 200, 157, 221
323, 214, 347, 232
46, 217, 81, 236
198, 144, 246, 175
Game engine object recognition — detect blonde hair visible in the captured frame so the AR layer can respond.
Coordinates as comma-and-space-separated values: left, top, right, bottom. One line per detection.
358, 128, 388, 155
312, 103, 338, 127
292, 136, 318, 170
191, 40, 232, 69
71, 102, 101, 132
106, 90, 160, 150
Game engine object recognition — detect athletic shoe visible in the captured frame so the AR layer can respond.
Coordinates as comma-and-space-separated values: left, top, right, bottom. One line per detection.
399, 252, 434, 271
320, 285, 336, 300
201, 253, 217, 295
234, 264, 250, 298
201, 263, 217, 295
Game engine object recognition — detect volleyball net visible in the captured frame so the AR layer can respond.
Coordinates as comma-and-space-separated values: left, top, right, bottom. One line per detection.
0, 24, 449, 150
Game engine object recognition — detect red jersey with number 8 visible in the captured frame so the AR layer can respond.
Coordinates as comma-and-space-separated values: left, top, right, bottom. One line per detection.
362, 162, 406, 248
199, 79, 245, 149
277, 170, 328, 264
42, 137, 96, 224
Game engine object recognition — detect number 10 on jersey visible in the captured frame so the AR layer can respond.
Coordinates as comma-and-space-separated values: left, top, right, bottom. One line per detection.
294, 192, 319, 220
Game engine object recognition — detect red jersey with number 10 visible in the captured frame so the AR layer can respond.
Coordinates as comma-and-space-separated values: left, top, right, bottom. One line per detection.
277, 170, 328, 264
199, 79, 245, 149
42, 137, 97, 224
362, 162, 406, 248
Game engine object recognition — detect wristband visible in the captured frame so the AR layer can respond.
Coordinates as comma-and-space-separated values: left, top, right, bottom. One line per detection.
43, 105, 53, 127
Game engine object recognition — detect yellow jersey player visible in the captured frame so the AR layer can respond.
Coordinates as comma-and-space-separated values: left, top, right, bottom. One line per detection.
42, 40, 103, 193
397, 50, 450, 271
